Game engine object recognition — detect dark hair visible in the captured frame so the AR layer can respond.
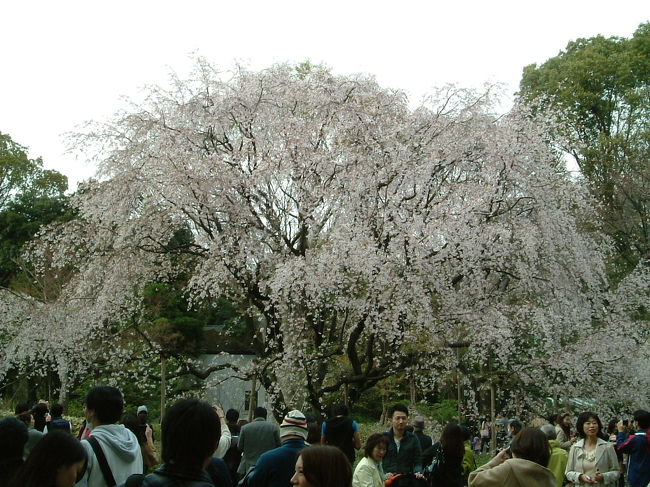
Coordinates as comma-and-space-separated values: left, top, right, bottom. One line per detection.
9, 430, 86, 487
509, 420, 523, 435
334, 404, 349, 417
31, 403, 48, 432
226, 409, 240, 424
121, 413, 145, 444
16, 411, 33, 427
511, 428, 551, 467
0, 417, 28, 460
607, 419, 618, 435
364, 433, 389, 457
14, 402, 30, 415
162, 398, 220, 470
389, 404, 409, 418
633, 410, 650, 430
440, 423, 465, 458
460, 425, 471, 441
555, 412, 571, 438
253, 407, 267, 419
299, 445, 352, 487
86, 386, 124, 424
51, 404, 64, 418
575, 412, 602, 439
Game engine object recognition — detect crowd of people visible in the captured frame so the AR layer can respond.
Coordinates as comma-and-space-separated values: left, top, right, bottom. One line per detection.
1, 387, 649, 487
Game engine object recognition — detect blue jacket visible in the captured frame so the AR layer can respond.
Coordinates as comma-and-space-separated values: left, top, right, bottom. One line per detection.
382, 429, 423, 475
616, 431, 650, 487
247, 438, 307, 487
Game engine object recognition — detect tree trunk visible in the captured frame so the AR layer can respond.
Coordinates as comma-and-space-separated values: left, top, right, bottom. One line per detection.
410, 374, 416, 405
160, 355, 166, 420
247, 376, 257, 422
490, 381, 496, 454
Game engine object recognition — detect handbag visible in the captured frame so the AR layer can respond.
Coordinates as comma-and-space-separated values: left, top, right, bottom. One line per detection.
424, 443, 445, 483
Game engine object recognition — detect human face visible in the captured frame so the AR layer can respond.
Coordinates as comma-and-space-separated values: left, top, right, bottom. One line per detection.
55, 460, 86, 487
391, 411, 408, 435
291, 455, 312, 487
371, 443, 387, 462
583, 417, 599, 438
563, 416, 572, 427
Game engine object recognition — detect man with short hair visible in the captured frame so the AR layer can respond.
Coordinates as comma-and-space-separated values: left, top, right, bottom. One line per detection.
76, 385, 143, 487
540, 423, 568, 487
237, 406, 281, 478
412, 416, 432, 451
123, 398, 220, 486
321, 404, 361, 464
382, 404, 423, 477
44, 403, 72, 433
247, 410, 308, 487
616, 410, 650, 487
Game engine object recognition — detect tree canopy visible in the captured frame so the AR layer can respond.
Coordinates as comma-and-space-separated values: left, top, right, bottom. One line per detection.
518, 23, 650, 274
0, 133, 70, 286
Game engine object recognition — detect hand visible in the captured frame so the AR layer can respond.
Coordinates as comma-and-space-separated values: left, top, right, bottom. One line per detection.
594, 472, 604, 483
492, 448, 511, 466
579, 474, 596, 484
212, 404, 225, 421
617, 420, 625, 432
414, 473, 425, 480
386, 473, 395, 479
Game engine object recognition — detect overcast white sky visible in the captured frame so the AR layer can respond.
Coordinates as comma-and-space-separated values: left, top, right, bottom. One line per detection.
1, 0, 647, 190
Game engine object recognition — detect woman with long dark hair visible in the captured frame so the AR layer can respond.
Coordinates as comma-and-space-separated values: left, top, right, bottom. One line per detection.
292, 445, 352, 487
9, 430, 86, 487
555, 413, 574, 450
565, 412, 619, 486
469, 427, 555, 487
424, 423, 465, 487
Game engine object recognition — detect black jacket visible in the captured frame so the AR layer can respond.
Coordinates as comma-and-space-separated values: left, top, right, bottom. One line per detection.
122, 465, 214, 487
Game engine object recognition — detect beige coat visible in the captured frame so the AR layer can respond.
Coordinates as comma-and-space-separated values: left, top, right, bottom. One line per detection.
565, 438, 619, 486
469, 457, 556, 487
353, 456, 385, 487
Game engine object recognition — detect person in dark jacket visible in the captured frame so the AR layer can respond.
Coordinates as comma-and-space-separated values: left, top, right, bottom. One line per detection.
120, 398, 220, 487
616, 410, 650, 487
412, 417, 432, 452
248, 410, 309, 487
0, 417, 28, 487
382, 404, 423, 478
423, 423, 465, 487
44, 404, 72, 434
321, 404, 361, 464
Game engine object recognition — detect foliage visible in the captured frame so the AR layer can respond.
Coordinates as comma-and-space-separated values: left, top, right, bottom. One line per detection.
416, 399, 459, 425
519, 22, 650, 275
1, 61, 647, 417
0, 133, 70, 287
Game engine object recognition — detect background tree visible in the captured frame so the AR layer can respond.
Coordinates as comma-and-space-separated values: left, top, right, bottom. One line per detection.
518, 22, 650, 276
0, 132, 70, 286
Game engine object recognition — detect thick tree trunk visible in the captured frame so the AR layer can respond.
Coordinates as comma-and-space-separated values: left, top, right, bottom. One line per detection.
160, 355, 166, 420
